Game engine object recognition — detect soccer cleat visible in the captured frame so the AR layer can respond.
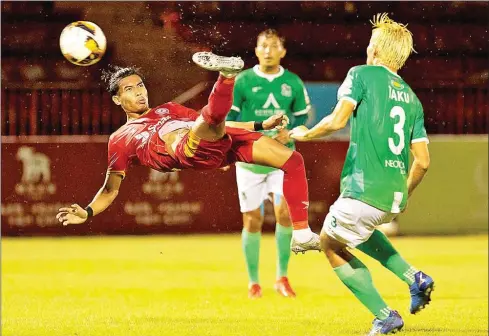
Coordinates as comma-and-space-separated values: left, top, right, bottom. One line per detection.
368, 310, 404, 335
291, 232, 322, 254
192, 52, 244, 78
274, 277, 296, 298
409, 271, 435, 314
248, 283, 262, 299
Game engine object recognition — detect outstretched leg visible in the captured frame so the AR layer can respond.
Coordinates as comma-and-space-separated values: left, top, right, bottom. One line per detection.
191, 52, 244, 141
190, 75, 235, 141
320, 232, 404, 335
251, 136, 306, 225
250, 136, 320, 252
321, 233, 392, 318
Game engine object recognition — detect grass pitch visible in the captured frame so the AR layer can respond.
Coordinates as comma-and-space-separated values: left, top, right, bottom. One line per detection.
2, 234, 488, 336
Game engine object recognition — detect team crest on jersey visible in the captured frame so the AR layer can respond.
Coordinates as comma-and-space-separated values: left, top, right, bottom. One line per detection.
390, 80, 404, 91
155, 108, 169, 116
281, 84, 292, 97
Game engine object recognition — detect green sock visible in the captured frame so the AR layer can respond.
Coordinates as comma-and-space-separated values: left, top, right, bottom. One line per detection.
275, 223, 293, 278
334, 257, 391, 320
242, 228, 261, 284
357, 230, 418, 285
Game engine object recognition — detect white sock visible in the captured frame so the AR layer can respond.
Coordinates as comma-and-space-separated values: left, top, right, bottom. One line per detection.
292, 228, 313, 243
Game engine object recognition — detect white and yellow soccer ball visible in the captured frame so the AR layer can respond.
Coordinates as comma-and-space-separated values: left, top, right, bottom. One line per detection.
59, 21, 106, 66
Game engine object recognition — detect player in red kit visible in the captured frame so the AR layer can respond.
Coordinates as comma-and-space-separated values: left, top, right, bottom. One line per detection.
56, 52, 320, 252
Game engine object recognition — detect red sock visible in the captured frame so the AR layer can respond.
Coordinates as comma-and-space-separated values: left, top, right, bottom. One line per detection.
280, 151, 310, 230
201, 75, 235, 126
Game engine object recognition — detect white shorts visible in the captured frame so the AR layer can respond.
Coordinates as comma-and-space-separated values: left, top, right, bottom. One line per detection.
321, 197, 396, 248
235, 165, 284, 213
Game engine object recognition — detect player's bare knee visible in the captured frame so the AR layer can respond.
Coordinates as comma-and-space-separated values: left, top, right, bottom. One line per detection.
192, 116, 225, 141
252, 136, 294, 168
320, 232, 331, 252
243, 210, 263, 232
320, 232, 343, 253
276, 208, 292, 227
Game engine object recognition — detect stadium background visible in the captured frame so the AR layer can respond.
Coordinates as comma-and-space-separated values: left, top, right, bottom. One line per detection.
2, 1, 487, 236
1, 2, 488, 336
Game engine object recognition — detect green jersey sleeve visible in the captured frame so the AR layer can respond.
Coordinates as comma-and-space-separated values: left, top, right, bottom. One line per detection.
337, 66, 365, 107
411, 102, 429, 144
292, 77, 311, 117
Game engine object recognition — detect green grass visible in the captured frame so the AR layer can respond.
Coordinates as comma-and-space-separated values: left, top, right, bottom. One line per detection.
2, 234, 488, 336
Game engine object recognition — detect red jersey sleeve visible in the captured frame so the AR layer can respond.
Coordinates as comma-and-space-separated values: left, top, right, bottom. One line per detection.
107, 135, 130, 179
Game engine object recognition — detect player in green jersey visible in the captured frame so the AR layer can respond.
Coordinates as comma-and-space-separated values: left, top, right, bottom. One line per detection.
290, 14, 434, 335
226, 29, 311, 298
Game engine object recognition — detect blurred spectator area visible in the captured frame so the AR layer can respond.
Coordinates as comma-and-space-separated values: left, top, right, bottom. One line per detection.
151, 1, 488, 85
1, 1, 113, 87
1, 1, 488, 135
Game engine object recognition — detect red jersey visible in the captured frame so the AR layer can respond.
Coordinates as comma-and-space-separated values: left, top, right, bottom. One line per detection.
107, 103, 199, 178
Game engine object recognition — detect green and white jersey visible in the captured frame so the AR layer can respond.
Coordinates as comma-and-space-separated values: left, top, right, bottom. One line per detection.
229, 65, 311, 174
338, 65, 428, 213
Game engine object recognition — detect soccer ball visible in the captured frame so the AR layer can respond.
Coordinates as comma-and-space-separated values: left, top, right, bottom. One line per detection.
59, 21, 107, 66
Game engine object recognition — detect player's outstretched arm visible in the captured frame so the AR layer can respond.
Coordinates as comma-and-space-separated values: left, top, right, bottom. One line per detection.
407, 141, 430, 197
225, 112, 289, 131
289, 99, 355, 141
56, 172, 123, 226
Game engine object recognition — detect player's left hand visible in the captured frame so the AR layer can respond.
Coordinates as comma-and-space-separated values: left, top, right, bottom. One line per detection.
263, 112, 289, 131
289, 125, 311, 141
56, 204, 88, 226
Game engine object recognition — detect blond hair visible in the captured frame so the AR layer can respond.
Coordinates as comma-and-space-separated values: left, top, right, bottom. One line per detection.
370, 13, 414, 70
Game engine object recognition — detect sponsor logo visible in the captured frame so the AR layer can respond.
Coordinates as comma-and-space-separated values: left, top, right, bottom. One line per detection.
384, 159, 406, 175
15, 146, 56, 200
418, 273, 425, 285
142, 169, 184, 200
262, 93, 281, 109
390, 80, 404, 90
252, 86, 262, 93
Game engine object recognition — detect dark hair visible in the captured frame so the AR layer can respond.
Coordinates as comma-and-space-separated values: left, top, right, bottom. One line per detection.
257, 29, 286, 47
101, 65, 145, 95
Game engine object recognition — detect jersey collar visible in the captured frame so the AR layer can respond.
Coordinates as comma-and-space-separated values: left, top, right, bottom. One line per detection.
377, 65, 402, 79
253, 65, 285, 82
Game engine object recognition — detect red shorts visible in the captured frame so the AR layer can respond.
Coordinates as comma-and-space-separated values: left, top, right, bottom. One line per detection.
174, 127, 262, 170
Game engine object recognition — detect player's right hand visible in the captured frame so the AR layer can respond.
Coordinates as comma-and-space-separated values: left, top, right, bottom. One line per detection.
56, 204, 88, 226
263, 112, 289, 131
289, 125, 310, 141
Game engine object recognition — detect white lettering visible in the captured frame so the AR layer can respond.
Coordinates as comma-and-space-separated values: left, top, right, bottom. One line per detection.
389, 87, 410, 103
389, 86, 397, 100
255, 109, 286, 117
384, 159, 407, 175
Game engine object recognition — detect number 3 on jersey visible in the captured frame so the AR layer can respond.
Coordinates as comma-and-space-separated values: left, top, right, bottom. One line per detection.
388, 106, 405, 155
